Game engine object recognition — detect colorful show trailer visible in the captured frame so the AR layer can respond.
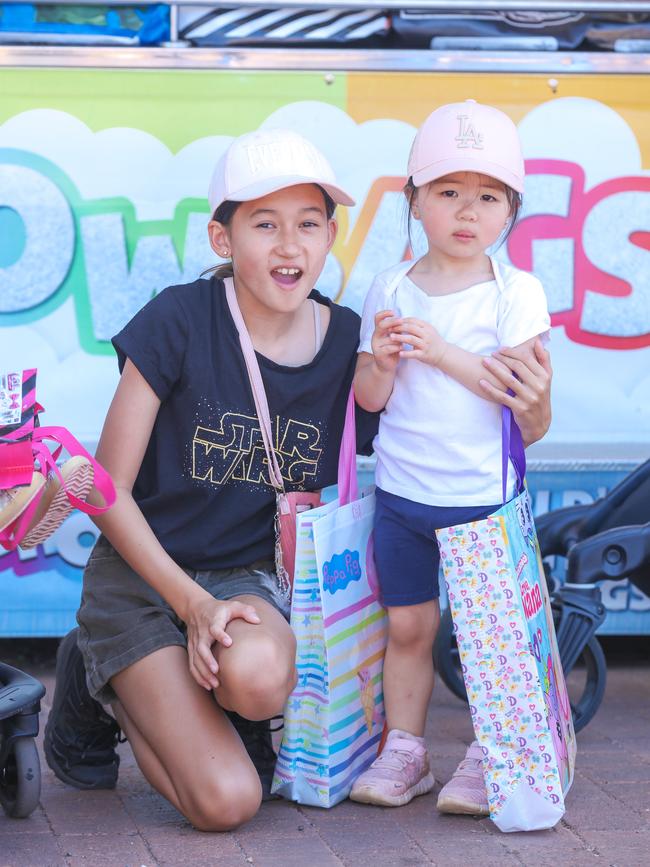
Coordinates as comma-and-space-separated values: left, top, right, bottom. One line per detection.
1, 1, 649, 634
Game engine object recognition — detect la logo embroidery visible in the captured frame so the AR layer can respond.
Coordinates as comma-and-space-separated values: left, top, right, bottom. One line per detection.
455, 114, 484, 150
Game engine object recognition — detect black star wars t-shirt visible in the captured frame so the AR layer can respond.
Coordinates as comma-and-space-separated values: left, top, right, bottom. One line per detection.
112, 276, 377, 570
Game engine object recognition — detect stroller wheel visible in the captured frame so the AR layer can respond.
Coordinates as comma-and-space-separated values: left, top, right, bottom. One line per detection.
565, 636, 607, 733
0, 736, 41, 818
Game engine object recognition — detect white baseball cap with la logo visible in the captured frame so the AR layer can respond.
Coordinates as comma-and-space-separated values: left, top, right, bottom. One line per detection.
407, 99, 525, 193
208, 127, 355, 214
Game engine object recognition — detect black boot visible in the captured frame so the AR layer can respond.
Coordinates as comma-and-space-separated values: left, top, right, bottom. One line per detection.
226, 712, 281, 801
44, 628, 122, 789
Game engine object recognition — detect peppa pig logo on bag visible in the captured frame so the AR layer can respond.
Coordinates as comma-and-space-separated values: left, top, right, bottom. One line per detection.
322, 549, 362, 594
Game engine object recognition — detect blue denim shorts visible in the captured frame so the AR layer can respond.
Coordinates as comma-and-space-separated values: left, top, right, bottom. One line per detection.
373, 488, 499, 607
77, 536, 289, 705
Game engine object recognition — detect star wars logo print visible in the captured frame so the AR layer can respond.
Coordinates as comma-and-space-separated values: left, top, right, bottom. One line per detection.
192, 411, 322, 488
455, 114, 484, 150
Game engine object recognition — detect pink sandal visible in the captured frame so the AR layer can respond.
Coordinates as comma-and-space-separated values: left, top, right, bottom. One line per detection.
0, 427, 116, 552
0, 475, 46, 534
1, 369, 115, 551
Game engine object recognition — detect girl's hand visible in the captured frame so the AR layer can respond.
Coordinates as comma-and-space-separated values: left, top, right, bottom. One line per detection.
393, 317, 448, 367
480, 338, 552, 446
371, 310, 403, 373
185, 593, 261, 690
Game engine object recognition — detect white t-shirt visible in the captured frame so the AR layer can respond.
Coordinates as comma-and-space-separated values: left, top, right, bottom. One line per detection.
359, 257, 551, 507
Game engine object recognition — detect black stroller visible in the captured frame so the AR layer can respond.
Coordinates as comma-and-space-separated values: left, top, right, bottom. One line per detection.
433, 458, 650, 732
0, 662, 45, 817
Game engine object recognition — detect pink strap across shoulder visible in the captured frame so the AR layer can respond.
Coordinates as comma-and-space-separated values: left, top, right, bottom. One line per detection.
224, 278, 284, 492
224, 278, 358, 504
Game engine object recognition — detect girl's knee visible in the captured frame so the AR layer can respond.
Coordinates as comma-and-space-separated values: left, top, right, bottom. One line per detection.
218, 633, 296, 719
387, 603, 438, 648
180, 772, 262, 832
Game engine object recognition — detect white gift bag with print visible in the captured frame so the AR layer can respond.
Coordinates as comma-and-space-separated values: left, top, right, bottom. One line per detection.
436, 410, 576, 832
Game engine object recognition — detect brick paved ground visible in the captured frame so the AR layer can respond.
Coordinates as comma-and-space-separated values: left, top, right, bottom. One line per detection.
1, 639, 648, 867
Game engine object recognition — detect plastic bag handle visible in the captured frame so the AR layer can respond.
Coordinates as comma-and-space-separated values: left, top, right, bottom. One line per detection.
337, 389, 358, 507
502, 406, 526, 503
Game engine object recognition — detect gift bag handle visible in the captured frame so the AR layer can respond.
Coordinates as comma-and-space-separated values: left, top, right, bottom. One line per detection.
337, 389, 358, 506
502, 406, 526, 503
224, 277, 358, 504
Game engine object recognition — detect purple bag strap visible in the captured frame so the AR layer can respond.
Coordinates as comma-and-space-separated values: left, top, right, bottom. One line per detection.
224, 277, 358, 503
502, 406, 526, 503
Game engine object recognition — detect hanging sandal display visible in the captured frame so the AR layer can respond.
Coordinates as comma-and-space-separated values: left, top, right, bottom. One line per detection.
19, 451, 95, 550
0, 368, 43, 537
2, 368, 116, 551
0, 426, 116, 553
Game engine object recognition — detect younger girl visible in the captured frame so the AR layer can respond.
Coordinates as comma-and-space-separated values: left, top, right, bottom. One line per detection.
350, 100, 552, 815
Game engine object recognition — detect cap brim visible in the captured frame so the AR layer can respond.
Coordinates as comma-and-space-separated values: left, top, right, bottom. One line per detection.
211, 174, 355, 213
412, 158, 524, 194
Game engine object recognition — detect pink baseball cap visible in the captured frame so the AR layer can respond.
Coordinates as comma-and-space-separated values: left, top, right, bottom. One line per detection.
208, 127, 355, 214
407, 99, 525, 193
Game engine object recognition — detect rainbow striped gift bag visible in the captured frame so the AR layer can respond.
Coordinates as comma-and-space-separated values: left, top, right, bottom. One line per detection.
272, 395, 387, 807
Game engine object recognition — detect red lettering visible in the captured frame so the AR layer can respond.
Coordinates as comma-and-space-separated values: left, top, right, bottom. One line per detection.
522, 582, 543, 619
508, 159, 650, 350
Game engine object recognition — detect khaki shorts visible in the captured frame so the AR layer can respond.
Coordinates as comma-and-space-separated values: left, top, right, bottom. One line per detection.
77, 536, 289, 705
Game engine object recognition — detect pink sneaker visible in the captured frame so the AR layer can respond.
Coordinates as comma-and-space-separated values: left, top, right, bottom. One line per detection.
436, 741, 489, 816
349, 729, 435, 807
